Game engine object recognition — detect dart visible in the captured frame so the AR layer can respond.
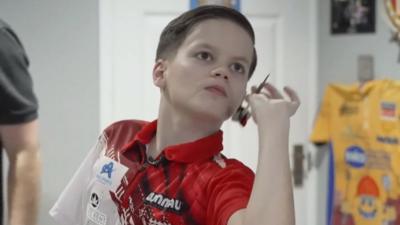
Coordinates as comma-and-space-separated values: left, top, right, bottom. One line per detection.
232, 73, 270, 126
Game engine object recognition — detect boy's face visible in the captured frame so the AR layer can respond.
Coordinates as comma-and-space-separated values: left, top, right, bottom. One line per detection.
154, 19, 253, 123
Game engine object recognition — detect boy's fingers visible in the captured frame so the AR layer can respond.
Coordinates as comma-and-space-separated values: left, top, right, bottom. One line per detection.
251, 85, 272, 99
263, 83, 283, 99
284, 86, 300, 116
283, 86, 300, 104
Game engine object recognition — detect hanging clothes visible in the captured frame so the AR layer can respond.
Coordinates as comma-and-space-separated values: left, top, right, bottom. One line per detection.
310, 79, 400, 225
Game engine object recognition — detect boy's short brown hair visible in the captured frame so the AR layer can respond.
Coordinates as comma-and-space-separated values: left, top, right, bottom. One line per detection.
156, 5, 257, 78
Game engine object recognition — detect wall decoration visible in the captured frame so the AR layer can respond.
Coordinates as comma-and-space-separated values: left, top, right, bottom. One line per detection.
384, 0, 400, 61
331, 0, 376, 34
190, 0, 241, 12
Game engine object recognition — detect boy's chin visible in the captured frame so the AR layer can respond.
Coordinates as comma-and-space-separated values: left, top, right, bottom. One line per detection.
179, 100, 233, 124
191, 108, 231, 124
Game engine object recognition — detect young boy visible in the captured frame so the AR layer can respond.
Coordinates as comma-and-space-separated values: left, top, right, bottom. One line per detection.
50, 5, 300, 225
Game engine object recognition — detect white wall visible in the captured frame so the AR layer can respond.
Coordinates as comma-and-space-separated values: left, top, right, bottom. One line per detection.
318, 0, 400, 96
0, 1, 99, 225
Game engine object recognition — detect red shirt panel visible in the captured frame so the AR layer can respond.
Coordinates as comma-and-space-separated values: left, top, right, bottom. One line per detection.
103, 120, 254, 225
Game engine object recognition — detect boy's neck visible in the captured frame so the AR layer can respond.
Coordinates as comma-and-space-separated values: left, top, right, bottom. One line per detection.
147, 108, 222, 159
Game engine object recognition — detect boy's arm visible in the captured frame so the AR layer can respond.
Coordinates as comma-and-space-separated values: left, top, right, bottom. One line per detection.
0, 120, 41, 225
228, 84, 299, 225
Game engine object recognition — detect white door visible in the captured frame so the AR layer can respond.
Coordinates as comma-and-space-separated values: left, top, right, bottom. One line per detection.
99, 1, 319, 224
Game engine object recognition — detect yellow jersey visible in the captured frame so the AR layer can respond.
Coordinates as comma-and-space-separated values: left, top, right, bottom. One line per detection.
310, 79, 400, 225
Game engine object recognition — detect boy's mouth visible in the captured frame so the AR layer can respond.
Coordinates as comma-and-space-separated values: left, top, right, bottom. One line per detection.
205, 85, 227, 97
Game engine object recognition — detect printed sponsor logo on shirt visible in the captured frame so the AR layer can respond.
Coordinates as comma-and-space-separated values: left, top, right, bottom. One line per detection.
101, 162, 114, 178
90, 192, 100, 208
341, 126, 365, 140
144, 192, 185, 213
339, 103, 358, 116
365, 150, 391, 170
87, 205, 107, 225
380, 102, 397, 120
345, 146, 366, 168
376, 136, 399, 145
96, 162, 115, 186
94, 156, 129, 192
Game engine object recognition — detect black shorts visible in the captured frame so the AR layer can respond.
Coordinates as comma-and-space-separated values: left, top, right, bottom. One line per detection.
0, 19, 38, 125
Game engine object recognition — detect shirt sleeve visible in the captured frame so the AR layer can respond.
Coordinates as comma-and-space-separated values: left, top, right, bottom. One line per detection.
310, 85, 332, 144
0, 24, 38, 124
206, 159, 255, 225
49, 135, 104, 225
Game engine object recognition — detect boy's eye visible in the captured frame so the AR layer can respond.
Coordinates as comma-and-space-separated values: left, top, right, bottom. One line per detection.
231, 63, 246, 74
196, 51, 212, 61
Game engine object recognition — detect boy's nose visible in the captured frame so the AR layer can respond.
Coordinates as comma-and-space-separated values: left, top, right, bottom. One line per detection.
214, 73, 228, 80
211, 67, 229, 80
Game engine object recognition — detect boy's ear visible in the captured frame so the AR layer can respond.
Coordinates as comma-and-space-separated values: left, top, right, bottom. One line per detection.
153, 59, 167, 87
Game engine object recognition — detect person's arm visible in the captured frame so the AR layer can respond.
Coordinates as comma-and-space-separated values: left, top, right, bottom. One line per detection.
0, 119, 41, 225
228, 84, 300, 225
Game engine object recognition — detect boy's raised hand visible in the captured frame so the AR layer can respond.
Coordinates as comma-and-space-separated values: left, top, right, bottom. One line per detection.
232, 83, 299, 225
247, 83, 300, 126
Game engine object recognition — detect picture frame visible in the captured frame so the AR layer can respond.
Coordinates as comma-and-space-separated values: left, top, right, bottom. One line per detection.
190, 0, 241, 12
331, 0, 375, 34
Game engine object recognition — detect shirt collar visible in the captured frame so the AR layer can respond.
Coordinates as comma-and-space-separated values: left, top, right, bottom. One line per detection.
132, 120, 223, 163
